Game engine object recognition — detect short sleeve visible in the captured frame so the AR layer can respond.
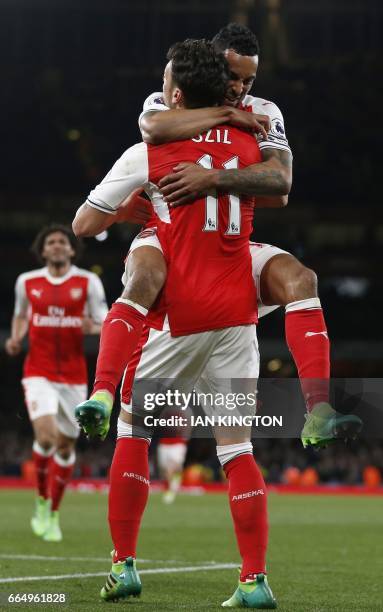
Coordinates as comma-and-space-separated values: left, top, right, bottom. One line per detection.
86, 142, 149, 215
243, 96, 291, 154
138, 92, 169, 129
14, 275, 29, 317
256, 101, 291, 154
86, 274, 108, 324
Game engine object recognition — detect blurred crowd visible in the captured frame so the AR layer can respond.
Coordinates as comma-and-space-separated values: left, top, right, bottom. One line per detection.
1, 425, 382, 486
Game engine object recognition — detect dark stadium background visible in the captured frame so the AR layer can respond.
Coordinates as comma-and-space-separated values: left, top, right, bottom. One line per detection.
0, 0, 382, 485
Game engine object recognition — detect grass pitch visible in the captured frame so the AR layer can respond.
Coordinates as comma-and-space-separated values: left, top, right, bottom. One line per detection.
0, 490, 382, 611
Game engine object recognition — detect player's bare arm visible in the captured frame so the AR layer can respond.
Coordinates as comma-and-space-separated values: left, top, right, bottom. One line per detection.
73, 203, 116, 237
5, 314, 28, 356
73, 189, 151, 237
217, 147, 292, 196
141, 106, 270, 144
158, 147, 292, 207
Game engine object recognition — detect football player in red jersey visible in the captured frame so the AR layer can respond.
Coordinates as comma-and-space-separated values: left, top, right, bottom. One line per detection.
74, 40, 277, 609
5, 225, 108, 542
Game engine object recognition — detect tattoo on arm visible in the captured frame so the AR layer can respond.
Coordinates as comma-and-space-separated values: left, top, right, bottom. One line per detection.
217, 148, 292, 196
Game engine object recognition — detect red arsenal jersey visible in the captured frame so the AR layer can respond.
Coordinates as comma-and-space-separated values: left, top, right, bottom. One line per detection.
146, 126, 261, 335
14, 266, 107, 383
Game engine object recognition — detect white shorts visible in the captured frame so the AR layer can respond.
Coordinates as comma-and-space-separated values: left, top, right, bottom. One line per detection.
127, 231, 289, 318
249, 242, 289, 318
22, 377, 87, 439
121, 325, 259, 425
157, 442, 187, 474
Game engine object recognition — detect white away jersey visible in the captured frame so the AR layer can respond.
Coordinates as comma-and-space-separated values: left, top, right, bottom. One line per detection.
138, 91, 291, 154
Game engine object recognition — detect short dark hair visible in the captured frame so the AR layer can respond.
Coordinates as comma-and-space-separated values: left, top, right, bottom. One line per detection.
212, 23, 260, 56
31, 224, 83, 263
166, 39, 228, 109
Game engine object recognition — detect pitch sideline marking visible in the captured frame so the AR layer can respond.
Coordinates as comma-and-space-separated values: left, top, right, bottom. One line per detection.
0, 563, 238, 584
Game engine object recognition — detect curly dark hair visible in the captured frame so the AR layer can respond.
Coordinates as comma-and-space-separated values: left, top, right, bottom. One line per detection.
212, 23, 260, 56
166, 39, 229, 109
31, 223, 83, 264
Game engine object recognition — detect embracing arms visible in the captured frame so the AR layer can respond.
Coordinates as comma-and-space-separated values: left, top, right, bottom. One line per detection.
158, 148, 292, 208
140, 106, 270, 144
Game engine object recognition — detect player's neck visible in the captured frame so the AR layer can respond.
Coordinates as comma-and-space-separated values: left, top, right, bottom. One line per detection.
46, 262, 71, 278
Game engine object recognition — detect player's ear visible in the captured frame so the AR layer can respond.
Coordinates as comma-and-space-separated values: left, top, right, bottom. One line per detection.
173, 88, 183, 106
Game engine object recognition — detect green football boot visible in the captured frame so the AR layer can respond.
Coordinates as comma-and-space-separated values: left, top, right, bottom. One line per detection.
222, 573, 277, 609
100, 557, 142, 602
75, 391, 113, 440
43, 510, 63, 542
30, 496, 51, 537
301, 402, 363, 449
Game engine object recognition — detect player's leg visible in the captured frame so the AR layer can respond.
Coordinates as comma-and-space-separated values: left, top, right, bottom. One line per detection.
101, 409, 150, 601
158, 441, 188, 504
216, 437, 275, 609
260, 250, 330, 405
100, 328, 215, 600
203, 326, 276, 608
92, 237, 166, 398
22, 377, 59, 537
253, 244, 362, 448
76, 234, 167, 435
44, 383, 83, 541
42, 432, 76, 543
253, 244, 330, 411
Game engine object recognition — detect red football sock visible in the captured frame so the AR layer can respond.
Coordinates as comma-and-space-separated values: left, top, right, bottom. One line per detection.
92, 301, 147, 397
285, 302, 330, 412
50, 453, 75, 511
32, 443, 53, 499
224, 454, 268, 578
108, 438, 150, 562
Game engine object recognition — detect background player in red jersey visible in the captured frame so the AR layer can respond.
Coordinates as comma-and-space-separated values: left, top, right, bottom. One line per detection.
5, 225, 108, 542
74, 40, 277, 609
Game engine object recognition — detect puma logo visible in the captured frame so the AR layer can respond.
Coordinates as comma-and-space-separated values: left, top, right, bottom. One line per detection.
305, 331, 329, 339
110, 319, 133, 332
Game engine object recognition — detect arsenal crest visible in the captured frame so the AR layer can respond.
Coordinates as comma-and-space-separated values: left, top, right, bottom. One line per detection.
70, 287, 83, 300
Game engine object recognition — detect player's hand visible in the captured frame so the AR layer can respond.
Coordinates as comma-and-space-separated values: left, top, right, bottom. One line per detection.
82, 316, 95, 335
159, 163, 219, 207
117, 189, 152, 225
5, 337, 22, 356
227, 107, 270, 139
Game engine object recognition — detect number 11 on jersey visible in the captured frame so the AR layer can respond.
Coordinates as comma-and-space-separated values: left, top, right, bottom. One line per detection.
198, 154, 241, 235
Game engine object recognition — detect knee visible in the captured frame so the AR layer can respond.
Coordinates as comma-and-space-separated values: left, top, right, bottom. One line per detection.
36, 431, 57, 452
285, 265, 318, 302
56, 442, 75, 461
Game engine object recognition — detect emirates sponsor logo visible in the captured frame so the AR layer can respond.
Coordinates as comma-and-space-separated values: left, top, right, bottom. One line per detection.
32, 313, 82, 328
70, 287, 83, 300
122, 472, 150, 486
232, 489, 264, 501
